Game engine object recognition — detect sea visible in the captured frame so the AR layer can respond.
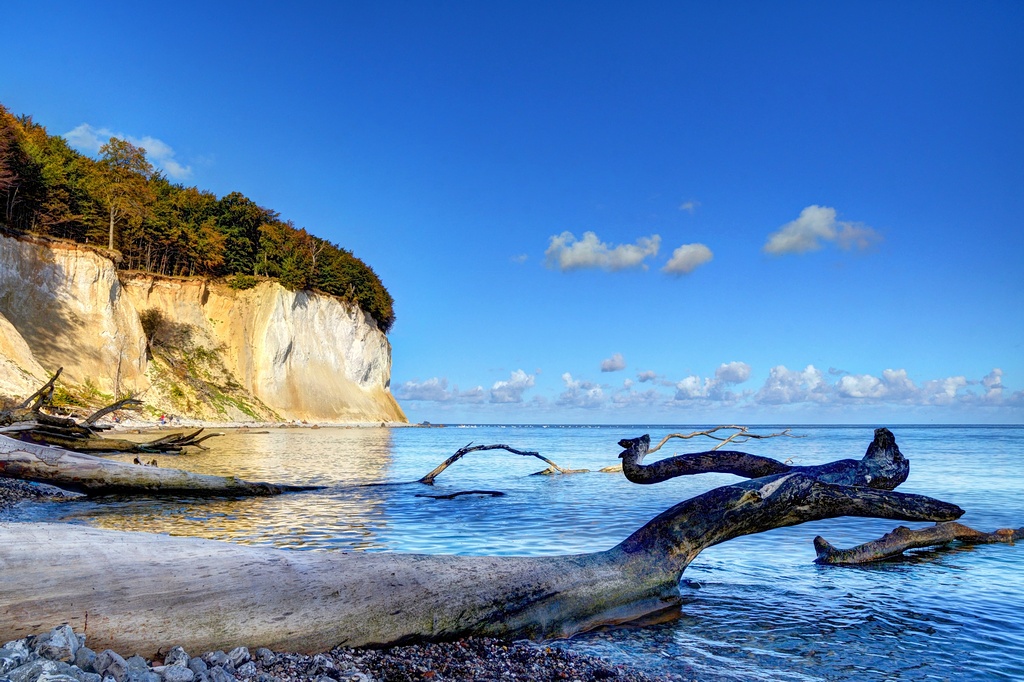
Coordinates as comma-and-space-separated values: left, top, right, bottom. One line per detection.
5, 424, 1023, 681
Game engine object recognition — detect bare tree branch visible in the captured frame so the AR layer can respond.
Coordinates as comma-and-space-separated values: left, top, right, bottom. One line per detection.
418, 443, 585, 485
814, 521, 1024, 565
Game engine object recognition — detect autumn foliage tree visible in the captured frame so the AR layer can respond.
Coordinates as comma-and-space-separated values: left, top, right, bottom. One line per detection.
0, 104, 395, 332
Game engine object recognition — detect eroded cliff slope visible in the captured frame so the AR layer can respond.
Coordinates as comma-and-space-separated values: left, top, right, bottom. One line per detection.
0, 234, 406, 423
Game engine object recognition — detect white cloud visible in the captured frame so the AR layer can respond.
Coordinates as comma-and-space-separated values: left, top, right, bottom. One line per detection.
662, 243, 713, 276
394, 377, 485, 403
679, 200, 700, 214
600, 352, 626, 372
755, 365, 830, 404
63, 123, 194, 180
545, 231, 661, 272
489, 369, 536, 403
673, 361, 751, 403
715, 361, 752, 384
557, 372, 606, 408
510, 254, 528, 264
763, 205, 881, 255
982, 369, 1004, 399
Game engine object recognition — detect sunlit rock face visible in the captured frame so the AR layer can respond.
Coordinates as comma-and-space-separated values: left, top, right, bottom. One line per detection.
0, 235, 149, 396
121, 275, 406, 423
0, 234, 406, 423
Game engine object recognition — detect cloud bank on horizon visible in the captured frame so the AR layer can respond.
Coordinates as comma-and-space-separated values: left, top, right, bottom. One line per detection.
395, 364, 1020, 420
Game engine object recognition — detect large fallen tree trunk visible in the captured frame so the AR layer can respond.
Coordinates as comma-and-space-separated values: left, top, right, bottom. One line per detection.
0, 434, 314, 496
0, 429, 967, 657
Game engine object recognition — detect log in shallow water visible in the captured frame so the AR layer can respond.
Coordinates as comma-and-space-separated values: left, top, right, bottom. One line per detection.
0, 429, 964, 657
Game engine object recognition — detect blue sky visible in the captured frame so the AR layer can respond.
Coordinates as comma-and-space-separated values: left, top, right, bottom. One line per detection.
4, 1, 1022, 424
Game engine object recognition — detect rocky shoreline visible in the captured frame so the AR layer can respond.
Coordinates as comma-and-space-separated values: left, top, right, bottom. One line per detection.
1, 486, 674, 681
2, 624, 669, 682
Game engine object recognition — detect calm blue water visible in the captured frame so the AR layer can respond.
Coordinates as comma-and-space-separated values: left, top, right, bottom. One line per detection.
6, 425, 1023, 681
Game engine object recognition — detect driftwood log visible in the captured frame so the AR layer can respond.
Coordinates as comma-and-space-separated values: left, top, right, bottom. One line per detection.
0, 428, 967, 656
814, 521, 1024, 564
0, 434, 315, 496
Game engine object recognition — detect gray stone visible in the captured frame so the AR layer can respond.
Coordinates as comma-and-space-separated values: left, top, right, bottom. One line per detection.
7, 659, 75, 682
159, 665, 194, 682
126, 655, 149, 671
206, 666, 235, 682
200, 652, 228, 669
186, 658, 207, 675
75, 646, 97, 673
0, 642, 31, 674
234, 661, 256, 679
34, 625, 80, 663
126, 670, 161, 682
95, 650, 128, 682
163, 648, 190, 668
76, 672, 102, 682
225, 649, 249, 670
253, 649, 274, 667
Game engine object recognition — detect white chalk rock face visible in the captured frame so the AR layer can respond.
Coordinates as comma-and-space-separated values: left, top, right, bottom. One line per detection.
0, 234, 405, 423
0, 235, 148, 395
122, 275, 405, 423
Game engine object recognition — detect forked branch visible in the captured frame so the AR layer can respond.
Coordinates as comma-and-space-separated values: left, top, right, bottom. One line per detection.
645, 425, 802, 456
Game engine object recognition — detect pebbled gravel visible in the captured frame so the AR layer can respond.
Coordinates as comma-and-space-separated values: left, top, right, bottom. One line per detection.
3, 625, 672, 682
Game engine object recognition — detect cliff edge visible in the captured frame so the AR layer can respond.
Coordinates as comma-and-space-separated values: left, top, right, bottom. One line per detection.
0, 234, 406, 423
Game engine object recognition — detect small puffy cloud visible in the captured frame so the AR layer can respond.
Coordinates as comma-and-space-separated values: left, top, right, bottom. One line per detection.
763, 205, 881, 256
394, 377, 485, 403
489, 369, 536, 403
64, 123, 193, 180
557, 372, 606, 408
636, 370, 659, 383
715, 361, 752, 384
600, 353, 626, 372
982, 369, 1004, 398
679, 200, 700, 214
662, 243, 713, 276
545, 231, 661, 272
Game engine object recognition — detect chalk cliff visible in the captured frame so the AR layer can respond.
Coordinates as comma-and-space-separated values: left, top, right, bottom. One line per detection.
0, 234, 406, 423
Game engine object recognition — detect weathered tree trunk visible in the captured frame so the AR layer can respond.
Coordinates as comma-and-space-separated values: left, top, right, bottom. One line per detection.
0, 434, 313, 496
0, 429, 965, 657
814, 521, 1024, 564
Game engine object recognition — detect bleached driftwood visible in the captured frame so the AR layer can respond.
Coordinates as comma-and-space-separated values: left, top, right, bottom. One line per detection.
0, 434, 313, 496
0, 429, 966, 657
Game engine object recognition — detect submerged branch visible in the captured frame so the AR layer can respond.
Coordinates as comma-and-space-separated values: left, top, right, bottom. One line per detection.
814, 521, 1024, 565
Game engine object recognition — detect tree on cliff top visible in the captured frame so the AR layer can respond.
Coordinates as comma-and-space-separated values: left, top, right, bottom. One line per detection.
0, 103, 396, 332
94, 138, 154, 251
